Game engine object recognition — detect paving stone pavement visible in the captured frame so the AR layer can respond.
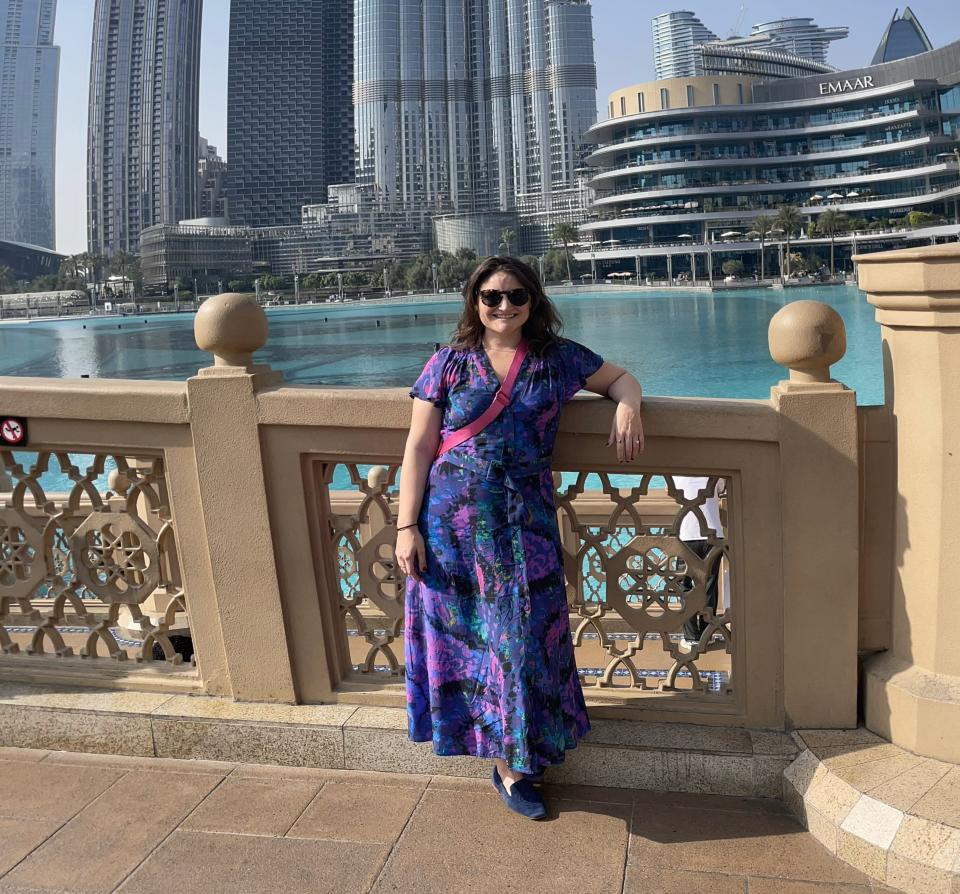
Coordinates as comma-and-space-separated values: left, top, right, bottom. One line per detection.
0, 747, 900, 894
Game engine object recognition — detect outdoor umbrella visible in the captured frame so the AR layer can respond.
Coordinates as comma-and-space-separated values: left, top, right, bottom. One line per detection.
720, 230, 741, 238
846, 191, 860, 197
809, 194, 824, 202
828, 193, 844, 200
677, 234, 693, 239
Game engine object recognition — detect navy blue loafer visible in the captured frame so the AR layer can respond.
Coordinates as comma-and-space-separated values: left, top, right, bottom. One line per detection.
525, 770, 545, 783
492, 766, 547, 820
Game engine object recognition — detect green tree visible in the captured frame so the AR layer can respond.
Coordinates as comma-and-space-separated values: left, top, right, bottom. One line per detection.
907, 210, 936, 228
551, 221, 578, 283
499, 227, 516, 256
259, 273, 283, 292
28, 274, 59, 292
817, 209, 848, 277
775, 205, 804, 279
721, 259, 744, 278
748, 215, 775, 281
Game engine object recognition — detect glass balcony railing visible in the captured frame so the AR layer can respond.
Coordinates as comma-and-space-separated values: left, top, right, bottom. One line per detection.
589, 180, 960, 223
593, 161, 958, 203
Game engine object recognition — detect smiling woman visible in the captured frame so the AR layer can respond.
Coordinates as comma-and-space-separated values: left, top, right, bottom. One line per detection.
394, 256, 645, 819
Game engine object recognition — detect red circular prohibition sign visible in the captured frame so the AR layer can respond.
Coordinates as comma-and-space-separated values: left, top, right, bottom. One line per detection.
1, 418, 26, 446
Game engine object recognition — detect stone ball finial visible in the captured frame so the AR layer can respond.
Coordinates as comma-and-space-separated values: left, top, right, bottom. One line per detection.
107, 468, 132, 493
367, 466, 389, 489
194, 293, 269, 368
768, 300, 846, 383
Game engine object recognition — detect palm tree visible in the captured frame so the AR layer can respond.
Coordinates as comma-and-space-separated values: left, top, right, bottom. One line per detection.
499, 228, 516, 256
817, 209, 847, 278
775, 205, 803, 279
748, 215, 775, 281
0, 265, 15, 293
60, 254, 82, 282
552, 222, 578, 283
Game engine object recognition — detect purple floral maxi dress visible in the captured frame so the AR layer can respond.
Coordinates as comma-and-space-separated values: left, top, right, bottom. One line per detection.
405, 338, 604, 773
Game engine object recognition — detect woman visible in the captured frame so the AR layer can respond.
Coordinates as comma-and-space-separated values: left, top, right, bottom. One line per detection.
395, 256, 644, 819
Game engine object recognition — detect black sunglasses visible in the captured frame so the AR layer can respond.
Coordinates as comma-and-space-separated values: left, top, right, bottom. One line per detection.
478, 287, 531, 308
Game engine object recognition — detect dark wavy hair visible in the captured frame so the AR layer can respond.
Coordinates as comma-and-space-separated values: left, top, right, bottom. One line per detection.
449, 256, 564, 357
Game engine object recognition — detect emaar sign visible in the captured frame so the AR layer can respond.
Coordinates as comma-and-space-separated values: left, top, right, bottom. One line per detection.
819, 76, 875, 95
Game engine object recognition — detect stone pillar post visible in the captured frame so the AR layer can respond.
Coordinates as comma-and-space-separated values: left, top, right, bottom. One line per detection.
856, 244, 960, 761
768, 300, 860, 728
169, 293, 296, 701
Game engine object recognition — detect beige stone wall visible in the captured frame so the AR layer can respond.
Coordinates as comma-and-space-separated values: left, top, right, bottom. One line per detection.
0, 294, 868, 732
606, 75, 761, 118
856, 244, 960, 762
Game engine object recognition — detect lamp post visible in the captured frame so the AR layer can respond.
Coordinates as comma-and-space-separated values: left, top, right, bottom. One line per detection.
431, 262, 438, 294
383, 265, 390, 296
294, 273, 300, 305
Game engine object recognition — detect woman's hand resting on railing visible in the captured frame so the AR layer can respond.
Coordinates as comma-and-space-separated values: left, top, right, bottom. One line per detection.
395, 527, 426, 582
608, 400, 645, 463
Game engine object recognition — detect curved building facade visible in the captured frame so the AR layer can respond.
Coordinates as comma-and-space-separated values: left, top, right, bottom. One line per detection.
652, 11, 718, 80
579, 43, 960, 278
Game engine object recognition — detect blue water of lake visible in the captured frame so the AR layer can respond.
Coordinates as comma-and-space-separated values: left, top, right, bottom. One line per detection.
0, 285, 882, 493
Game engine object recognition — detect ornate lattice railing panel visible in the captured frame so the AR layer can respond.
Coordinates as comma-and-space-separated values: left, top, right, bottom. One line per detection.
322, 462, 405, 677
317, 461, 735, 702
555, 472, 733, 697
0, 450, 193, 667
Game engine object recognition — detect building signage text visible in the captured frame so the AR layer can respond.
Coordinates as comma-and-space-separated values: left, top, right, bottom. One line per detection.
819, 76, 875, 95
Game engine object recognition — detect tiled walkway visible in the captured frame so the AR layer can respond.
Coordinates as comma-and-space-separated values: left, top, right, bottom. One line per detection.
0, 747, 897, 894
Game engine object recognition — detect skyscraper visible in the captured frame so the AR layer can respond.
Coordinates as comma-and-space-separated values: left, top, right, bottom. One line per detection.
354, 0, 596, 219
227, 1, 354, 229
734, 18, 848, 65
87, 0, 202, 258
0, 0, 59, 249
198, 137, 228, 221
653, 11, 847, 80
872, 7, 933, 64
652, 11, 719, 80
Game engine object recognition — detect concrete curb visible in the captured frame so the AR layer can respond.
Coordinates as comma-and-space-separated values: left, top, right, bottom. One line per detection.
783, 729, 960, 893
0, 682, 795, 798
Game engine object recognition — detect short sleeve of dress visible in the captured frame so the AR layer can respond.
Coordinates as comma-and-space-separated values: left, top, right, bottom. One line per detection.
558, 338, 605, 403
409, 346, 453, 409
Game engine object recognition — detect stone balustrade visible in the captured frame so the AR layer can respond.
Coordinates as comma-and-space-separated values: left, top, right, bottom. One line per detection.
0, 284, 888, 734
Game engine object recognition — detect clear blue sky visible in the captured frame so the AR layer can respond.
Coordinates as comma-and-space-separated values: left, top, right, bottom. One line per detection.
53, 0, 958, 254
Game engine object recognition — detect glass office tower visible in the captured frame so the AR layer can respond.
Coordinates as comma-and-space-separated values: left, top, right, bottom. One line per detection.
227, 0, 353, 229
0, 0, 59, 249
354, 0, 596, 218
872, 7, 933, 64
87, 0, 202, 258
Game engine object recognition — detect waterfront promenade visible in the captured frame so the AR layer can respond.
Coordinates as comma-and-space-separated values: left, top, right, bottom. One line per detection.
0, 745, 887, 894
2, 244, 960, 893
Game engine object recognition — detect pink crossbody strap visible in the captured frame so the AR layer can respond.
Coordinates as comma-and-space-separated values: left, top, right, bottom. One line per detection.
436, 338, 529, 458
